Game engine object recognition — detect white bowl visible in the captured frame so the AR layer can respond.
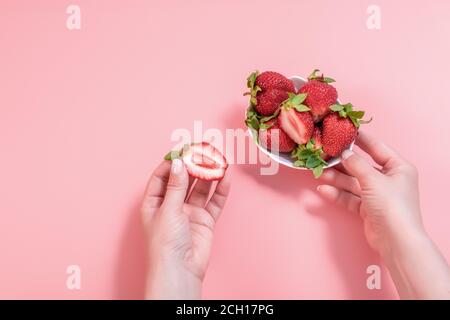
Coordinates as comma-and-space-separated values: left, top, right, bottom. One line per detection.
247, 75, 354, 170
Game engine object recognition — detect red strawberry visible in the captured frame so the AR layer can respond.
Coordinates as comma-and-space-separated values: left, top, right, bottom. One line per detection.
312, 127, 330, 160
245, 71, 295, 116
259, 119, 296, 153
255, 88, 289, 116
299, 69, 338, 122
278, 93, 314, 145
322, 113, 357, 157
255, 71, 295, 92
164, 142, 228, 181
322, 102, 371, 157
312, 127, 323, 150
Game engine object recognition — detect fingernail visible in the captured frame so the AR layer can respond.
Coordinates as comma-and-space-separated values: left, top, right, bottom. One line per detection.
171, 158, 183, 175
341, 149, 354, 160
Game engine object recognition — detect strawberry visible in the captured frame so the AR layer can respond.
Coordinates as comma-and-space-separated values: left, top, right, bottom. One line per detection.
245, 71, 295, 116
312, 126, 331, 160
259, 119, 296, 153
322, 113, 356, 157
255, 88, 289, 116
322, 102, 372, 157
164, 142, 228, 181
278, 93, 314, 145
298, 69, 338, 122
312, 127, 323, 150
255, 71, 295, 92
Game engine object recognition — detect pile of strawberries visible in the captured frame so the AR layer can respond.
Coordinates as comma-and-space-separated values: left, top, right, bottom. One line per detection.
245, 70, 370, 178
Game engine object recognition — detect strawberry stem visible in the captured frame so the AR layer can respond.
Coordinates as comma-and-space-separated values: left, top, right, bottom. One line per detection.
329, 103, 372, 128
281, 93, 310, 112
308, 69, 335, 83
291, 140, 328, 178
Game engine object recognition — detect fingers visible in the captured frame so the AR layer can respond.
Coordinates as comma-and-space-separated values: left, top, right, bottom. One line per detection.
319, 168, 361, 196
161, 159, 189, 211
333, 163, 351, 175
341, 149, 381, 186
141, 161, 171, 214
205, 169, 232, 222
186, 176, 196, 199
187, 180, 213, 208
317, 185, 361, 213
356, 131, 404, 169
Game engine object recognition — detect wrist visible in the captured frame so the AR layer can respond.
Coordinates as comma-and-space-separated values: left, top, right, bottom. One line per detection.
379, 223, 429, 262
145, 254, 202, 300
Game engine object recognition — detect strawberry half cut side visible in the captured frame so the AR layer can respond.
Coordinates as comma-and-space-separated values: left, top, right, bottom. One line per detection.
278, 93, 314, 145
164, 142, 228, 181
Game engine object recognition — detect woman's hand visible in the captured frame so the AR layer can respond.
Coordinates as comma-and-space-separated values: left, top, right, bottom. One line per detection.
317, 131, 450, 299
317, 131, 423, 254
142, 159, 231, 299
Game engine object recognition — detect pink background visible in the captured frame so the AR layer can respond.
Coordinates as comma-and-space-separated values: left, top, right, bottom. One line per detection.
1, 0, 450, 299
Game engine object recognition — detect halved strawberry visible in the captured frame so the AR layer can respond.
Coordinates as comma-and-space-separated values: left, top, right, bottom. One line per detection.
312, 126, 330, 160
259, 119, 296, 153
278, 93, 314, 145
165, 142, 228, 181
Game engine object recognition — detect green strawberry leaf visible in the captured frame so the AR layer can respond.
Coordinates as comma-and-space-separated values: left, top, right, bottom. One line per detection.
308, 69, 320, 80
307, 69, 336, 84
246, 71, 259, 89
306, 155, 322, 168
291, 142, 328, 178
306, 139, 315, 150
287, 92, 296, 99
164, 149, 182, 160
329, 102, 372, 128
299, 149, 312, 160
343, 103, 354, 113
259, 122, 274, 130
312, 165, 324, 178
245, 71, 262, 107
246, 106, 256, 117
323, 77, 336, 83
283, 93, 310, 112
349, 116, 360, 128
291, 93, 307, 105
347, 110, 365, 119
293, 104, 310, 112
330, 104, 344, 112
347, 110, 365, 128
294, 160, 305, 167
260, 108, 280, 123
246, 116, 260, 131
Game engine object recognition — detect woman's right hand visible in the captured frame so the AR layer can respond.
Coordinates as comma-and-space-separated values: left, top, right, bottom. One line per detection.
317, 131, 424, 255
317, 131, 450, 299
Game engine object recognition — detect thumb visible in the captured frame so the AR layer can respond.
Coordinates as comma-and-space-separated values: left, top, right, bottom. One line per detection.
341, 149, 381, 186
162, 158, 189, 210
